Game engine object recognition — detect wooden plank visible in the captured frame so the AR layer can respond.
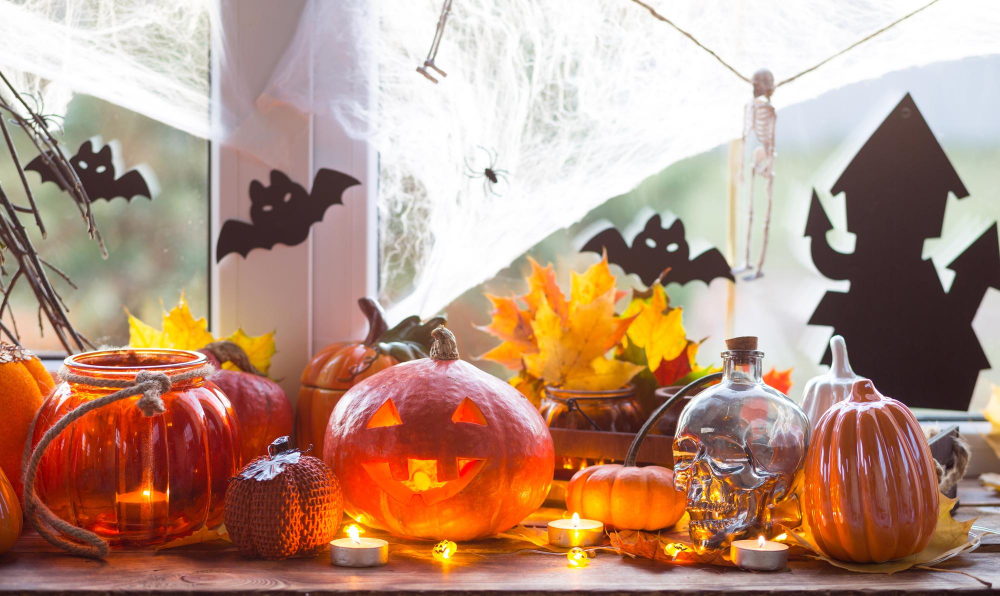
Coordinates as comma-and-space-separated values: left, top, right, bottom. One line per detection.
2, 480, 998, 595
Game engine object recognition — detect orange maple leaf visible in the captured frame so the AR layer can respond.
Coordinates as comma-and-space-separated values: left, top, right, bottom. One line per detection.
763, 367, 793, 395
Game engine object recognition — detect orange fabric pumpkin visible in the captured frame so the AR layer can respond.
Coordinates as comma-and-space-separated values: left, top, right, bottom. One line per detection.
567, 464, 685, 531
296, 298, 442, 455
804, 379, 939, 563
324, 327, 553, 541
0, 344, 54, 503
0, 464, 21, 555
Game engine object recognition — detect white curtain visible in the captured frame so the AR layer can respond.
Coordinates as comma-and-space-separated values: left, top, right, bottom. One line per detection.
4, 0, 1000, 320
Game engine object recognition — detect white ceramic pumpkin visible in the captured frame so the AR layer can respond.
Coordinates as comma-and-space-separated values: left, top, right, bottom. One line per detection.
800, 335, 862, 430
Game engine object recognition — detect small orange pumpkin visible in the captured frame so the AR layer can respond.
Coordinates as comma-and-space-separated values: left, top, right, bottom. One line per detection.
804, 379, 939, 563
296, 298, 443, 454
0, 465, 21, 555
567, 464, 685, 531
0, 344, 54, 503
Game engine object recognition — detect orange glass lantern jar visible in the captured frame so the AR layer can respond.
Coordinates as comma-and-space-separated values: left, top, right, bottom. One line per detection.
30, 349, 241, 548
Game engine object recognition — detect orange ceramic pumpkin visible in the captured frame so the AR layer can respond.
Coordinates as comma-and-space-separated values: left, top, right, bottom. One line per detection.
0, 344, 54, 503
567, 464, 685, 531
31, 349, 241, 547
804, 379, 939, 563
324, 327, 553, 541
296, 298, 442, 455
0, 465, 21, 555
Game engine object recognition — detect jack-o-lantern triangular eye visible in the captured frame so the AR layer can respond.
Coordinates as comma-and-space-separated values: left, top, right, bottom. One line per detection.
451, 397, 487, 426
367, 399, 402, 428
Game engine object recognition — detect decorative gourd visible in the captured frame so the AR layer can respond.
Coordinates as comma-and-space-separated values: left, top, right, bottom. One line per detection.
324, 327, 553, 541
199, 342, 293, 463
296, 297, 443, 454
800, 335, 860, 430
225, 437, 344, 560
0, 465, 21, 555
804, 379, 939, 563
0, 344, 54, 503
567, 464, 684, 531
30, 349, 241, 548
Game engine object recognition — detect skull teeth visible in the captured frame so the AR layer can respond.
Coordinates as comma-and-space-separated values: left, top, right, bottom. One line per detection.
687, 501, 737, 515
689, 517, 737, 530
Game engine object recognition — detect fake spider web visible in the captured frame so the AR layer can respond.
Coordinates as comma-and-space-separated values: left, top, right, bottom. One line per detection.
3, 0, 1000, 322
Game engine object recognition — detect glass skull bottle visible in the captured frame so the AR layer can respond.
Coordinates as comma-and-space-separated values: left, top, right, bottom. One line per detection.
672, 336, 809, 554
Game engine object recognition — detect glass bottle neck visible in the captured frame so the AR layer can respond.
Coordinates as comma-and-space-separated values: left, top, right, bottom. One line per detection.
722, 351, 763, 384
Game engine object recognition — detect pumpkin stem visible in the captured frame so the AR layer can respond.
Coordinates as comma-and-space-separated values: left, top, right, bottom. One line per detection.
829, 335, 854, 378
851, 379, 881, 403
202, 341, 264, 376
359, 297, 390, 347
430, 326, 459, 360
267, 436, 294, 457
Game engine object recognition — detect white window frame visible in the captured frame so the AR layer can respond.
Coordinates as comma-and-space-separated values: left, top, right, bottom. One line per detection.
211, 0, 378, 396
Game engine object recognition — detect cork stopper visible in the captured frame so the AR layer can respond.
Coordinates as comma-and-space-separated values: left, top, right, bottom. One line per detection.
430, 326, 459, 361
725, 336, 758, 351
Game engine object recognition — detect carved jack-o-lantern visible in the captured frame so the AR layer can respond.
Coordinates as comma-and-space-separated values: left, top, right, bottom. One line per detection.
324, 327, 554, 541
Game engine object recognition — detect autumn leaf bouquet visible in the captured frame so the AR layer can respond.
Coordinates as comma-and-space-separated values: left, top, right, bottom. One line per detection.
478, 256, 711, 409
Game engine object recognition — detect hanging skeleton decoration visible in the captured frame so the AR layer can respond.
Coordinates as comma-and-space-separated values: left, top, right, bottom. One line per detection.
734, 69, 777, 280
416, 0, 453, 83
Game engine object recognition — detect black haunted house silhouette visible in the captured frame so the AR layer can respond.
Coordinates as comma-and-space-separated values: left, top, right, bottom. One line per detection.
806, 94, 1000, 410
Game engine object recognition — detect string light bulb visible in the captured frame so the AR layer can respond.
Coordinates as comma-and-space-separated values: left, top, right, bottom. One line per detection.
567, 547, 590, 568
433, 540, 457, 562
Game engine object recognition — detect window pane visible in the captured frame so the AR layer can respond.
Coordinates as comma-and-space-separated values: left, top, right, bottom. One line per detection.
1, 95, 208, 355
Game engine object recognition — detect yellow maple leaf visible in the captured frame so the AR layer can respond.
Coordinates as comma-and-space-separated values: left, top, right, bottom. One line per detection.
126, 294, 277, 374
984, 385, 1000, 459
225, 327, 277, 376
622, 283, 687, 371
127, 309, 166, 347
524, 285, 640, 390
160, 294, 214, 350
565, 355, 644, 391
521, 257, 567, 322
570, 254, 626, 306
475, 294, 535, 351
479, 340, 527, 370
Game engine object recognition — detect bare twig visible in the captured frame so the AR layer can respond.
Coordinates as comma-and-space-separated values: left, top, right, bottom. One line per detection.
0, 69, 105, 353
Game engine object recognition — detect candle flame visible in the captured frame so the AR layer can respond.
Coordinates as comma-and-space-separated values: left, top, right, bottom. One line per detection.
348, 525, 361, 545
572, 512, 580, 529
757, 535, 766, 548
142, 490, 150, 497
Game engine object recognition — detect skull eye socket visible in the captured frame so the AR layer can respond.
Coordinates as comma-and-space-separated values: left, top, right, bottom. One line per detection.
367, 399, 402, 428
451, 397, 487, 426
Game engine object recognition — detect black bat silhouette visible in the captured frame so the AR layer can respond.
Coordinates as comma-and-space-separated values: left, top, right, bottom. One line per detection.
216, 168, 360, 261
26, 139, 154, 202
582, 214, 734, 286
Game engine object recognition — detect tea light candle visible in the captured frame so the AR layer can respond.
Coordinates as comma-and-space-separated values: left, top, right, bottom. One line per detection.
730, 535, 788, 571
548, 513, 604, 548
331, 526, 389, 567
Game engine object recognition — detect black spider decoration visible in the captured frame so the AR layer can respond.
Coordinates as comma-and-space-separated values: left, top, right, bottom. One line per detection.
465, 146, 509, 196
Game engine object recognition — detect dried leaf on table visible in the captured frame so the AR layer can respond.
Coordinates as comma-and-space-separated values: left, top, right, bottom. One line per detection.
763, 367, 793, 395
495, 525, 558, 550
128, 293, 277, 375
156, 524, 230, 549
787, 494, 978, 573
610, 528, 732, 566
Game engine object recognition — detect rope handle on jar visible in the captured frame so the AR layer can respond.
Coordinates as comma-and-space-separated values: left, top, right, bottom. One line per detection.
623, 372, 723, 468
20, 364, 214, 559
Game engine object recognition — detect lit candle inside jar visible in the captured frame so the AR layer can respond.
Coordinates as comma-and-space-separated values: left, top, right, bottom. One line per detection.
730, 535, 789, 571
548, 513, 604, 548
330, 525, 389, 567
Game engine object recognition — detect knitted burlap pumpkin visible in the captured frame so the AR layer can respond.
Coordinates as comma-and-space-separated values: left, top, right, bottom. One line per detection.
224, 437, 343, 560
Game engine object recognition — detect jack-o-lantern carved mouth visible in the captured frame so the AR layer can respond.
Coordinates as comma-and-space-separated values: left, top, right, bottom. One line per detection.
362, 457, 485, 505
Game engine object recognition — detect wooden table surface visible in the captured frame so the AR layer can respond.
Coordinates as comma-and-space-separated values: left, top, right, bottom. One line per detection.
3, 480, 999, 595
